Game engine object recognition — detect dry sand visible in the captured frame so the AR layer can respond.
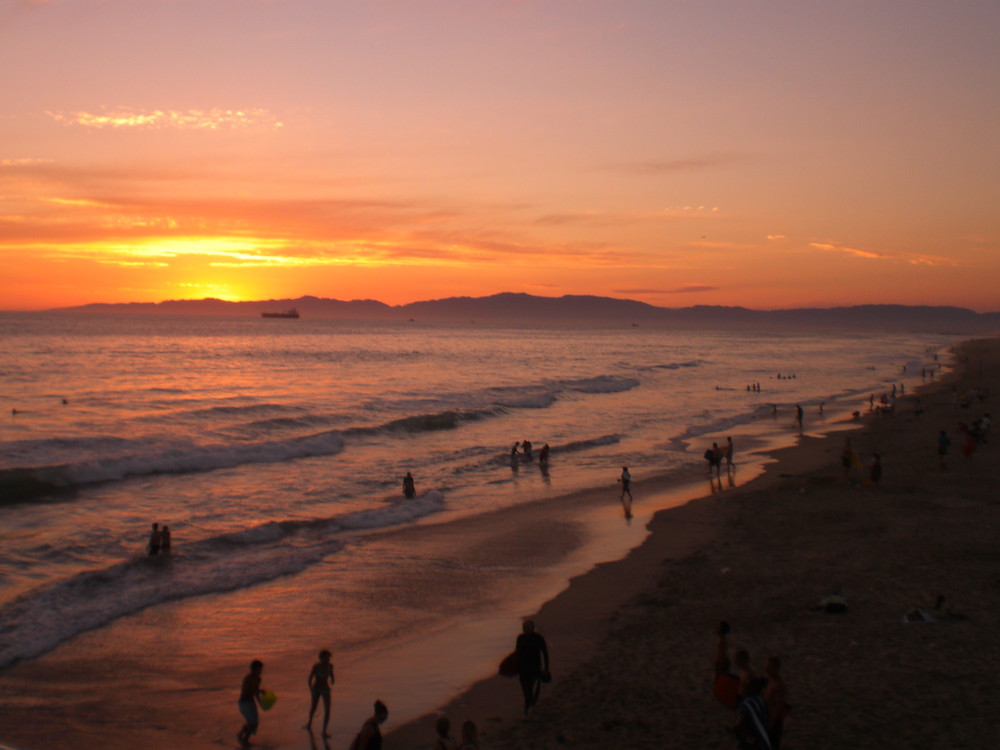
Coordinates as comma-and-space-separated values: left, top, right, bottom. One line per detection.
388, 337, 1000, 750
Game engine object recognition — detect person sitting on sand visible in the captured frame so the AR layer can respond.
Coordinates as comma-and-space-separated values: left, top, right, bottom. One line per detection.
351, 700, 388, 750
729, 677, 772, 750
734, 649, 755, 697
714, 621, 732, 677
237, 660, 265, 747
763, 656, 790, 750
305, 649, 335, 736
457, 720, 479, 750
433, 715, 456, 750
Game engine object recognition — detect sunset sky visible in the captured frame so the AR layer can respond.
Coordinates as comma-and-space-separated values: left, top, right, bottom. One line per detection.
2, 0, 998, 311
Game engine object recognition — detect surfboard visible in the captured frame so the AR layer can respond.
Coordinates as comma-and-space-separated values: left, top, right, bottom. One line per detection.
260, 690, 278, 711
498, 651, 519, 677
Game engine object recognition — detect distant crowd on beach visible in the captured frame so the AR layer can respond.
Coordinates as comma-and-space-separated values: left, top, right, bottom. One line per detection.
233, 619, 550, 748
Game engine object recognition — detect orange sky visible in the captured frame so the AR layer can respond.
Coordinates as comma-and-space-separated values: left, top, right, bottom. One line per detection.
2, 1, 999, 311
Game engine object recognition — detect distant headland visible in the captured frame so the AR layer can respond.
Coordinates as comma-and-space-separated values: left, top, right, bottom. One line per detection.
43, 293, 1000, 332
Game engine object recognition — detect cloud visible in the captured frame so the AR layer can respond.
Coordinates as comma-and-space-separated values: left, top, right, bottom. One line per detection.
46, 107, 284, 131
808, 241, 957, 267
767, 234, 786, 240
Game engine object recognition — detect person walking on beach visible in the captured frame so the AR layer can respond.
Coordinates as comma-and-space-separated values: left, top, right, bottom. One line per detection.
937, 429, 951, 471
725, 437, 735, 474
147, 522, 162, 556
350, 700, 388, 750
305, 649, 335, 737
619, 466, 632, 502
515, 620, 550, 715
237, 659, 266, 747
794, 404, 804, 434
403, 472, 416, 499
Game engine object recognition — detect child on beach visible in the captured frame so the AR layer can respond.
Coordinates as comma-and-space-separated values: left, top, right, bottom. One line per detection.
306, 649, 335, 737
237, 660, 265, 747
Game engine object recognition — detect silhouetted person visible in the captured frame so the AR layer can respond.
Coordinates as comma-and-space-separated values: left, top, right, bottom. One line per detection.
515, 620, 549, 715
305, 649, 335, 737
402, 472, 416, 499
160, 525, 171, 554
619, 466, 632, 502
351, 700, 388, 750
147, 522, 162, 556
237, 660, 265, 747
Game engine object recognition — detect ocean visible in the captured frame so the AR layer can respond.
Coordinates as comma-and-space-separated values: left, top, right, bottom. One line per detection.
0, 313, 957, 748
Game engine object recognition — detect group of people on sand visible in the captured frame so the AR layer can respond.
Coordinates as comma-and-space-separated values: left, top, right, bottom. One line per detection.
713, 621, 789, 750
235, 621, 547, 748
235, 653, 399, 749
146, 522, 171, 556
704, 437, 736, 479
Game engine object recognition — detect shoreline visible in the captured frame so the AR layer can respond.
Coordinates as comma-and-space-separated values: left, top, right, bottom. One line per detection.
386, 338, 997, 749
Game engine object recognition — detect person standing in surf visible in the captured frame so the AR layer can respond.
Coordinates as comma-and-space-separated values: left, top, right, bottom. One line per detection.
146, 522, 162, 556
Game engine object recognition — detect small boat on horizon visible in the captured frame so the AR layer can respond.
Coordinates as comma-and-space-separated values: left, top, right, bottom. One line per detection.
261, 308, 300, 319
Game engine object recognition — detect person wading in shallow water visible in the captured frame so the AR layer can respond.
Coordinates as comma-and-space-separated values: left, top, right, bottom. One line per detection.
515, 620, 550, 715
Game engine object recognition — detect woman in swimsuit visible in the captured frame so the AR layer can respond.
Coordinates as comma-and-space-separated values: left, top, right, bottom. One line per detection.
306, 650, 335, 737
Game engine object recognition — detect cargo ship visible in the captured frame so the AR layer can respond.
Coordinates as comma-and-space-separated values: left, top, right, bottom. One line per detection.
260, 308, 300, 319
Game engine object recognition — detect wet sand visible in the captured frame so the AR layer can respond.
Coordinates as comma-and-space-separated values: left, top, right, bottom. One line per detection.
1, 338, 995, 750
390, 337, 999, 749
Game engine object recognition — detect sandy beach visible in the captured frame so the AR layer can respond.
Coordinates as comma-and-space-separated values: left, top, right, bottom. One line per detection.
388, 337, 999, 750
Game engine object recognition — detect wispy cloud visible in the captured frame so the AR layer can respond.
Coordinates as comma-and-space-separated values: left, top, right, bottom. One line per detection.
46, 107, 284, 131
808, 241, 956, 266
